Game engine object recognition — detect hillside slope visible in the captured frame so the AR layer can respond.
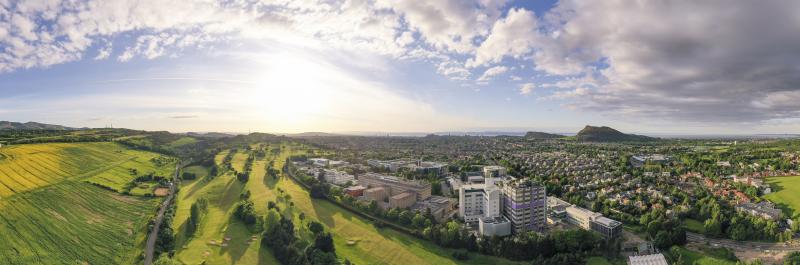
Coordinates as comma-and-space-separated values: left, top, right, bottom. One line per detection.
575, 125, 655, 142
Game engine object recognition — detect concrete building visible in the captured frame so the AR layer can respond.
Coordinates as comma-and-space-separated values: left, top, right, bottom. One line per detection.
483, 166, 507, 178
310, 158, 330, 167
735, 201, 782, 220
458, 178, 503, 223
591, 216, 623, 239
500, 178, 547, 233
411, 161, 448, 177
389, 192, 417, 209
364, 187, 387, 202
322, 169, 354, 186
479, 216, 512, 237
412, 196, 454, 222
358, 173, 431, 200
547, 196, 570, 220
628, 253, 668, 265
566, 205, 602, 229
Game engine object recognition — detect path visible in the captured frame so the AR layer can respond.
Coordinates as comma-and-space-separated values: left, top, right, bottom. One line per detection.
143, 163, 181, 265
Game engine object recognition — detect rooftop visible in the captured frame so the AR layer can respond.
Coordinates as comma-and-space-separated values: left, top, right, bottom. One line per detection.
628, 253, 668, 265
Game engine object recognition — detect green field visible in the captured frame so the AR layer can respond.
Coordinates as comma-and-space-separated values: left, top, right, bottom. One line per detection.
172, 143, 524, 265
586, 256, 614, 265
764, 176, 800, 219
0, 142, 161, 264
673, 247, 736, 265
682, 218, 706, 234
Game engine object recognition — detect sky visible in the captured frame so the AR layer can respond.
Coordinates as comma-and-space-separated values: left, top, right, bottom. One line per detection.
1, 0, 800, 135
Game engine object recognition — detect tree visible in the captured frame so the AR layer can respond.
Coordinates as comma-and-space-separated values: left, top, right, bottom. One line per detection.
308, 221, 324, 235
313, 232, 336, 253
412, 213, 426, 228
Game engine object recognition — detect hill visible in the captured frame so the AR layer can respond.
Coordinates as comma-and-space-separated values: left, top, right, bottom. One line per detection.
524, 131, 564, 139
0, 121, 75, 130
575, 125, 655, 142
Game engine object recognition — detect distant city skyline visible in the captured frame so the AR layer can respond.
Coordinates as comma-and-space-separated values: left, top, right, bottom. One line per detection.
2, 1, 800, 134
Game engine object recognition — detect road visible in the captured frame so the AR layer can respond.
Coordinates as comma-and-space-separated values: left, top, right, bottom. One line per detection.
687, 232, 800, 252
143, 163, 181, 265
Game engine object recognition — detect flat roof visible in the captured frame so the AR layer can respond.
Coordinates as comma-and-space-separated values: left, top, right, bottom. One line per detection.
628, 254, 668, 265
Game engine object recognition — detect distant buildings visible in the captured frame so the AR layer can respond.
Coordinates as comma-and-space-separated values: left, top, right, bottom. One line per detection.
358, 172, 432, 201
735, 201, 782, 220
500, 178, 547, 233
412, 196, 455, 222
366, 159, 448, 176
631, 154, 670, 168
628, 253, 668, 265
321, 169, 354, 186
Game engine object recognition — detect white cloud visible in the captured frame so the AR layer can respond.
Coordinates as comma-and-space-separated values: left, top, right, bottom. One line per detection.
94, 42, 112, 60
519, 83, 535, 95
468, 8, 541, 67
477, 66, 508, 81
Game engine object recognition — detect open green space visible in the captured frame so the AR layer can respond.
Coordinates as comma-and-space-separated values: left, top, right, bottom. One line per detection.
0, 142, 162, 264
586, 256, 614, 265
682, 218, 706, 234
764, 175, 800, 219
673, 247, 736, 265
172, 142, 524, 265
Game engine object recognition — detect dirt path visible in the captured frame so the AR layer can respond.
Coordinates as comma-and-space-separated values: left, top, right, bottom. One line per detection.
143, 163, 181, 265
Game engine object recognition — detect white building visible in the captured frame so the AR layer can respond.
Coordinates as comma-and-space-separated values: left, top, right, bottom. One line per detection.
310, 158, 330, 167
566, 205, 602, 229
479, 216, 511, 237
458, 178, 503, 223
482, 166, 507, 178
322, 169, 354, 186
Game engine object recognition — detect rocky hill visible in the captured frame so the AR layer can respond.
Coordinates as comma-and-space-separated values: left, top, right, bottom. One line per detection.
575, 125, 655, 142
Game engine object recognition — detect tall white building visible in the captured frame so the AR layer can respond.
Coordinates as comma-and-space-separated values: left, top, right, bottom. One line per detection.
458, 177, 503, 223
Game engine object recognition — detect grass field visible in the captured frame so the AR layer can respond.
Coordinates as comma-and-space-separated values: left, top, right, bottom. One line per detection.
0, 142, 162, 264
172, 148, 278, 265
764, 176, 800, 219
173, 143, 524, 265
586, 256, 614, 265
682, 218, 706, 234
673, 247, 736, 265
0, 142, 176, 196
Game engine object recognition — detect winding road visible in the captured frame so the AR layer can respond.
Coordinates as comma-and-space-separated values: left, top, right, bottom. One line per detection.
687, 232, 800, 252
143, 163, 181, 265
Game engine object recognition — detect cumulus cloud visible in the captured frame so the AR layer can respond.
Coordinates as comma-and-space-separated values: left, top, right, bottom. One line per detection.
477, 65, 508, 81
535, 1, 800, 123
519, 83, 535, 95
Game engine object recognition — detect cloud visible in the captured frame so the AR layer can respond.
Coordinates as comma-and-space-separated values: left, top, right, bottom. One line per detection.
468, 8, 541, 68
94, 42, 112, 60
519, 83, 535, 95
534, 1, 800, 123
477, 65, 508, 81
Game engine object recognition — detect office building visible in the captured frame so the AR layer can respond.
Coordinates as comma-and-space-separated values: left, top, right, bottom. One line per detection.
364, 187, 387, 202
458, 177, 503, 223
591, 216, 623, 239
479, 216, 511, 237
358, 173, 431, 200
500, 178, 547, 233
389, 192, 417, 209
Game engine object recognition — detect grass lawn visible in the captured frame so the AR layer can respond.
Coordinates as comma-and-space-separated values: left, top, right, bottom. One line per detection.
274, 144, 524, 265
173, 142, 525, 265
682, 218, 706, 233
586, 256, 614, 265
0, 142, 161, 264
673, 247, 736, 265
764, 175, 800, 219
